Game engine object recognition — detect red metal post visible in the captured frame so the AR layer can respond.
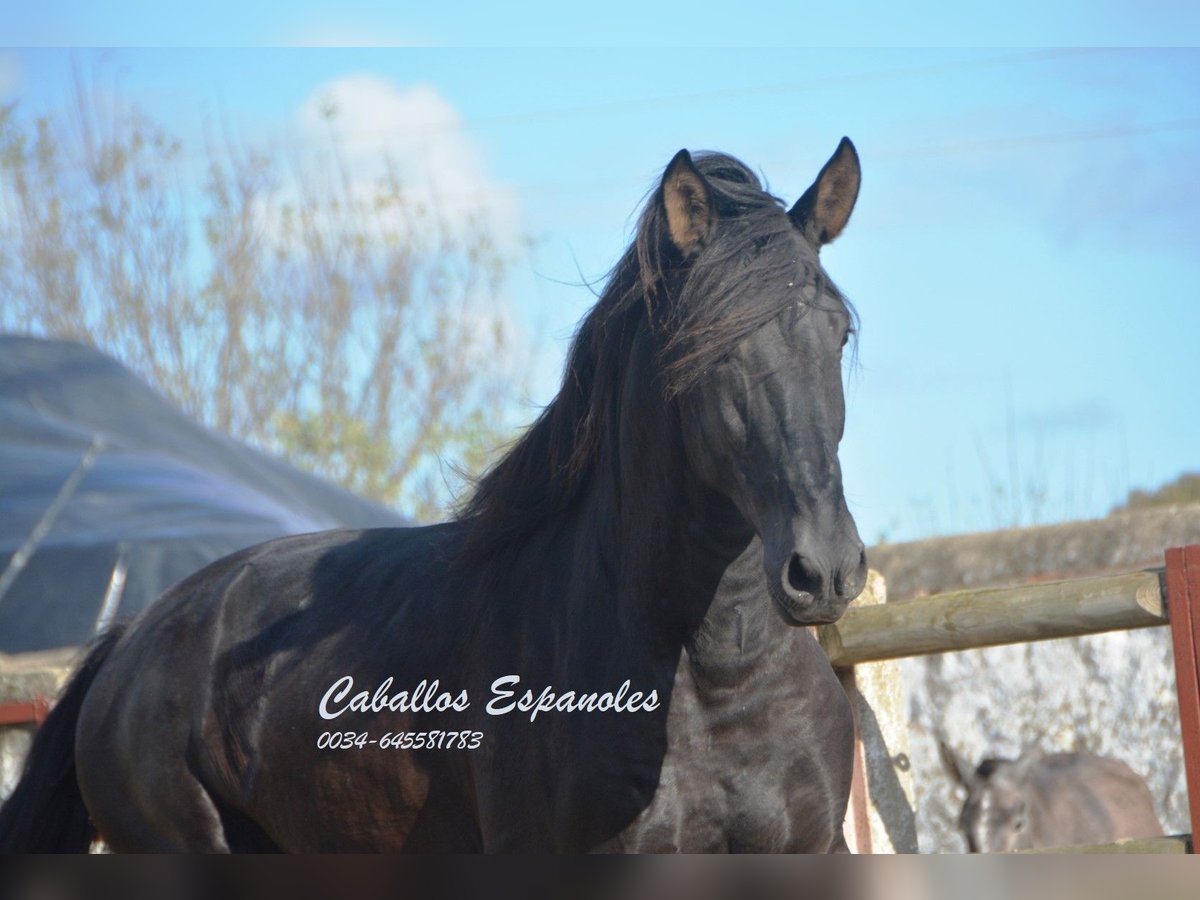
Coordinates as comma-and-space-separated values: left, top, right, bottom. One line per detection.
836, 666, 872, 853
0, 694, 51, 726
32, 693, 51, 725
1166, 544, 1200, 848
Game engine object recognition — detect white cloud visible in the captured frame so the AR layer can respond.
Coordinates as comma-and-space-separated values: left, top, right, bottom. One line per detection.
293, 75, 520, 247
264, 75, 533, 415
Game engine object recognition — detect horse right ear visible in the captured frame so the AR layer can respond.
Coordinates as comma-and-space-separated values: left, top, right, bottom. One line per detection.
789, 137, 860, 247
661, 149, 715, 257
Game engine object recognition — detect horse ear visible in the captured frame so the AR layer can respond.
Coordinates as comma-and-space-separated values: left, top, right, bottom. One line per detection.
789, 137, 861, 247
661, 149, 715, 257
939, 739, 973, 789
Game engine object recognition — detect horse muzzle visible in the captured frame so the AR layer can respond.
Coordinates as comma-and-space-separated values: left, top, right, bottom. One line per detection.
763, 529, 867, 626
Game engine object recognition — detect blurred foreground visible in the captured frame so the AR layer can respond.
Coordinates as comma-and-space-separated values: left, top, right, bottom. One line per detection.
2, 855, 1198, 900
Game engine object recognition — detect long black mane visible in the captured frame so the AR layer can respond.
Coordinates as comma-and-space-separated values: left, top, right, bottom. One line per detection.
458, 152, 851, 560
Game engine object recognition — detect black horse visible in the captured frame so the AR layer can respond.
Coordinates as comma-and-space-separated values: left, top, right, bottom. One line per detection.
0, 140, 868, 852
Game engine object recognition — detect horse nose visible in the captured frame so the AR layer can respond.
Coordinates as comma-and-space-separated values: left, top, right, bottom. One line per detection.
782, 541, 866, 605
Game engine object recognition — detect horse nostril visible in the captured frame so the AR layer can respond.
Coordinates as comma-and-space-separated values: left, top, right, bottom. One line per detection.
785, 553, 823, 598
834, 546, 868, 598
839, 566, 867, 599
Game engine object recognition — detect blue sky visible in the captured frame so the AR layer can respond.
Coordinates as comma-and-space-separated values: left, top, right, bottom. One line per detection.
6, 1, 1200, 46
1, 36, 1197, 543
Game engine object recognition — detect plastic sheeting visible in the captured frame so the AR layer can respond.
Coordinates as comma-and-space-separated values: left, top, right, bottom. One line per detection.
0, 335, 407, 653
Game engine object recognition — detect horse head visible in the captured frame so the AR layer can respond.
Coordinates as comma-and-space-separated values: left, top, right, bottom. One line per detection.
657, 140, 867, 625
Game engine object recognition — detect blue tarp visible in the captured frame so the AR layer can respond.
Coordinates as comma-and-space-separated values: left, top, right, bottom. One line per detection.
0, 335, 407, 653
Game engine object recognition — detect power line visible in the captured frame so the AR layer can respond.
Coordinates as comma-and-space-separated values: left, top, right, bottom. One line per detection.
873, 118, 1200, 161
289, 48, 1130, 144
503, 117, 1200, 200
40, 47, 1136, 165
430, 49, 1115, 130
10, 114, 1199, 218
7, 51, 1197, 215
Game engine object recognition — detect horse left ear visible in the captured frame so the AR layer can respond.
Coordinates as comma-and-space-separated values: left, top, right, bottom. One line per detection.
661, 149, 715, 257
939, 739, 973, 789
789, 137, 861, 247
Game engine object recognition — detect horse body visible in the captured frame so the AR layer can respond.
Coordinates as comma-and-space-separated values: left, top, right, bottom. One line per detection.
2, 141, 867, 852
941, 745, 1165, 852
75, 454, 851, 852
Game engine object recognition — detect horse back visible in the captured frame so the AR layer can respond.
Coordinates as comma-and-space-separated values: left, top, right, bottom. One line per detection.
1027, 753, 1163, 847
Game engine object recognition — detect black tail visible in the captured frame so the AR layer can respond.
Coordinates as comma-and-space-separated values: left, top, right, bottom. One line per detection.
0, 624, 127, 851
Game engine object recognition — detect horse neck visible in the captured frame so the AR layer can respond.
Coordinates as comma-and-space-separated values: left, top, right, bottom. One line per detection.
599, 436, 783, 677
580, 329, 766, 663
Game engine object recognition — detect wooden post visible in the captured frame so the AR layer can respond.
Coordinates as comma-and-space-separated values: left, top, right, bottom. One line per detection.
836, 571, 919, 853
1166, 544, 1200, 851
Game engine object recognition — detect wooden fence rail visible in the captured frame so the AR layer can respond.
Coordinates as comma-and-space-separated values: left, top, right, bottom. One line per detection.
817, 568, 1167, 667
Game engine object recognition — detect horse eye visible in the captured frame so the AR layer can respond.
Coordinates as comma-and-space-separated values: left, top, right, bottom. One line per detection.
840, 332, 850, 349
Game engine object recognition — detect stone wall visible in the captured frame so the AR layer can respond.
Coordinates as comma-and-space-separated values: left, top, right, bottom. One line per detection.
869, 505, 1200, 852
